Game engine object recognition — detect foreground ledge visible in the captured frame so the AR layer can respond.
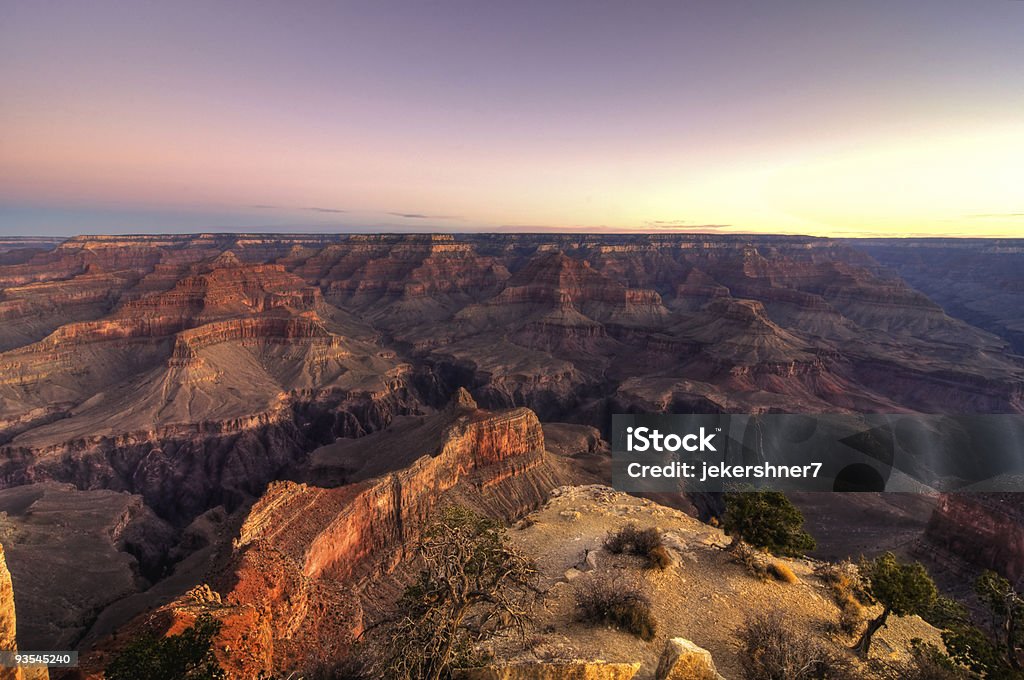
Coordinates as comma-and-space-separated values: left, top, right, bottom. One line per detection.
453, 660, 642, 680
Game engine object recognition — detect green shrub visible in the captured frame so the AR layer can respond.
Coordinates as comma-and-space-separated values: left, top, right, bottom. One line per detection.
105, 614, 225, 680
723, 492, 815, 557
875, 640, 971, 680
854, 553, 937, 659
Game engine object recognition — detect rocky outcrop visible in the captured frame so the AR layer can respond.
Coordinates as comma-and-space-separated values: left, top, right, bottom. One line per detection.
2, 386, 414, 523
0, 545, 15, 653
0, 543, 48, 680
82, 398, 576, 677
0, 483, 175, 650
655, 638, 725, 680
169, 315, 343, 360
233, 397, 546, 584
468, 252, 670, 331
499, 485, 944, 678
453, 661, 641, 680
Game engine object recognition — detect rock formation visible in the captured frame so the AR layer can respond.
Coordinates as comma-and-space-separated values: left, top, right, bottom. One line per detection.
74, 396, 592, 678
655, 638, 725, 680
0, 233, 1022, 672
923, 493, 1024, 582
855, 238, 1024, 355
0, 483, 174, 650
0, 542, 48, 680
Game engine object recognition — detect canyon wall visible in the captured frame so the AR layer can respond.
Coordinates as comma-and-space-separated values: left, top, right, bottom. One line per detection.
0, 543, 48, 680
77, 394, 574, 678
924, 493, 1024, 582
1, 233, 1023, 671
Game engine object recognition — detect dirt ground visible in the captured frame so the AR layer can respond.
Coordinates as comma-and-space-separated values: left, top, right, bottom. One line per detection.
484, 485, 945, 679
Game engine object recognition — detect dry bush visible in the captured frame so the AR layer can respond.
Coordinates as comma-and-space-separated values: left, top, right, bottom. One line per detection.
731, 541, 771, 580
768, 561, 799, 584
815, 561, 870, 605
575, 576, 657, 641
604, 523, 670, 570
373, 507, 537, 680
837, 598, 865, 637
737, 608, 860, 680
649, 544, 673, 570
815, 561, 870, 636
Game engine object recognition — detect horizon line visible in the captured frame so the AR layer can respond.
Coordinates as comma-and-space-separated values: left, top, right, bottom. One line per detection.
3, 231, 1023, 242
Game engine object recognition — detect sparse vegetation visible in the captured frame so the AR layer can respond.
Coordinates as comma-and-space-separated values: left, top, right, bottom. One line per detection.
372, 507, 538, 680
729, 541, 798, 584
815, 561, 870, 636
105, 614, 226, 680
837, 598, 865, 637
737, 608, 859, 680
722, 491, 816, 557
731, 540, 771, 580
942, 623, 1008, 678
873, 640, 972, 680
575, 576, 657, 641
604, 523, 671, 569
853, 552, 937, 659
649, 544, 673, 570
816, 561, 870, 605
768, 561, 798, 584
974, 569, 1024, 672
921, 583, 1024, 678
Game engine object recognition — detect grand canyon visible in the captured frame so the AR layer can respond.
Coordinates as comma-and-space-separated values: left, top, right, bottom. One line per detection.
0, 233, 1022, 679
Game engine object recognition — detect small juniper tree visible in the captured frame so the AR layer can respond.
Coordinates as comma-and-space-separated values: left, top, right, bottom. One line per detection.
373, 507, 537, 680
975, 570, 1024, 671
854, 552, 937, 658
722, 491, 815, 557
942, 623, 1005, 677
105, 614, 225, 680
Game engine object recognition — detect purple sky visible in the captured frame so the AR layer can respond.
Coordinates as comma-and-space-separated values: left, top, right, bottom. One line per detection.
1, 0, 1022, 236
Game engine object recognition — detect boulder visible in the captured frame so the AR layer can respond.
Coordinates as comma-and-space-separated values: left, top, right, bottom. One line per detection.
655, 638, 725, 680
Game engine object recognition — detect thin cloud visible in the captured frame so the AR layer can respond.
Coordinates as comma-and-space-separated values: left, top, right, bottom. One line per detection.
642, 221, 734, 231
307, 206, 347, 214
967, 213, 1024, 218
642, 220, 733, 231
249, 204, 348, 214
387, 212, 461, 220
491, 223, 735, 234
